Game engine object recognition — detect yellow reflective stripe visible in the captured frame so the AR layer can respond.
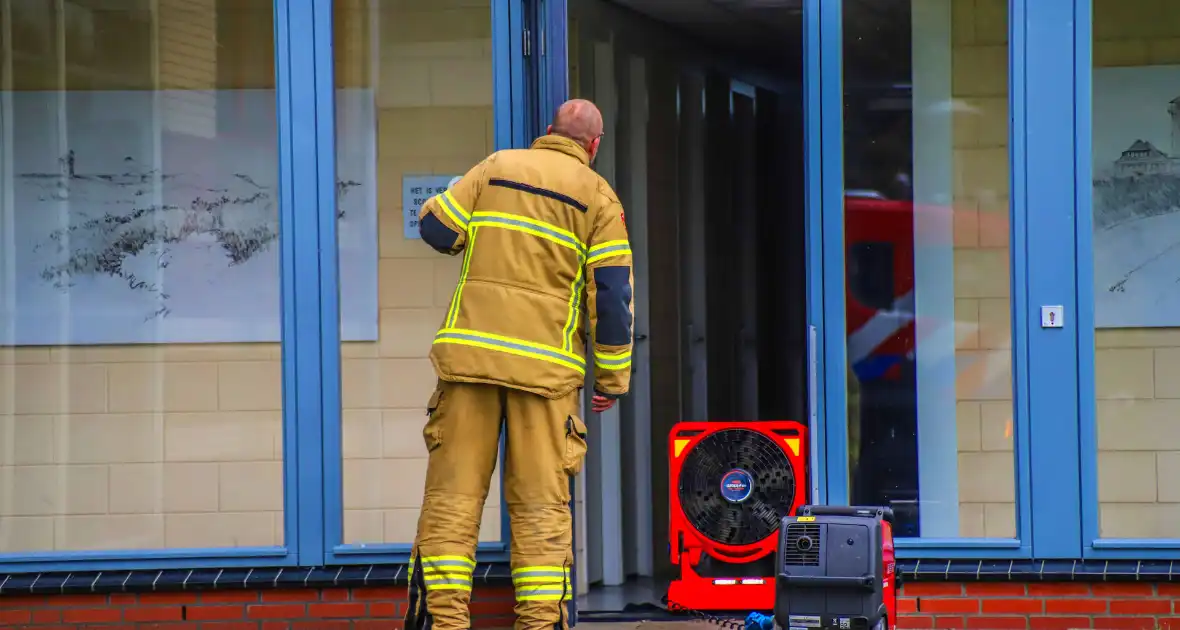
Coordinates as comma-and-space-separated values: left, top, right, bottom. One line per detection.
424, 574, 473, 583
420, 555, 476, 570
426, 583, 473, 591
420, 554, 474, 591
561, 259, 586, 352
595, 350, 632, 371
435, 328, 586, 374
517, 592, 572, 601
512, 568, 570, 581
589, 239, 629, 254
469, 211, 586, 253
512, 565, 571, 600
516, 582, 572, 591
443, 190, 471, 222
587, 242, 632, 265
436, 193, 469, 230
513, 576, 573, 584
445, 226, 480, 327
474, 211, 583, 247
512, 568, 571, 578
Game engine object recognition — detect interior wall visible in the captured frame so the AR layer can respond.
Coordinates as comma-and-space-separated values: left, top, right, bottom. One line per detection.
644, 53, 683, 589
756, 86, 808, 422
733, 89, 760, 421
703, 73, 736, 420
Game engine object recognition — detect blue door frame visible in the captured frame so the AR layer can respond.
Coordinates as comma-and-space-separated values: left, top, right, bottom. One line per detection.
803, 0, 838, 511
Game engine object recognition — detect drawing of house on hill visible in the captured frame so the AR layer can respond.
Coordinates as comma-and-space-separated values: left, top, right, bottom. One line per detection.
1112, 96, 1180, 177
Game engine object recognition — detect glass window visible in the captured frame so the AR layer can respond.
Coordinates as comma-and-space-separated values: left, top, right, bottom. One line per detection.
333, 0, 500, 545
843, 0, 1015, 538
0, 0, 282, 552
1090, 0, 1180, 539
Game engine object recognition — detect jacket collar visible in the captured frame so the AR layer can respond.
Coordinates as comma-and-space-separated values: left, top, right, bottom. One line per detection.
531, 134, 591, 165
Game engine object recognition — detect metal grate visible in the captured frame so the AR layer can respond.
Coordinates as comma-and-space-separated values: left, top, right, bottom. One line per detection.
781, 523, 821, 567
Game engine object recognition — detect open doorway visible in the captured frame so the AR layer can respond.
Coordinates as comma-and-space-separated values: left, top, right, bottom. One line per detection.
566, 0, 807, 615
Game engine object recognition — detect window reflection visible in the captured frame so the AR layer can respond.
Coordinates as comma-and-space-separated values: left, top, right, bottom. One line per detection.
843, 0, 1015, 539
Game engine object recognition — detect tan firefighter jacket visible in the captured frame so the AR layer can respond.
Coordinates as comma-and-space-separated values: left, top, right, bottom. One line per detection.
416, 134, 634, 400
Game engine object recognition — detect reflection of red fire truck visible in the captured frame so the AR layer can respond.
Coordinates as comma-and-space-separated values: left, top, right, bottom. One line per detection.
843, 193, 921, 535
843, 193, 1006, 537
845, 195, 916, 384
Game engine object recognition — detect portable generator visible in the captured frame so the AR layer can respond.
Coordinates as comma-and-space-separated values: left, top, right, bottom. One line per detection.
774, 505, 898, 630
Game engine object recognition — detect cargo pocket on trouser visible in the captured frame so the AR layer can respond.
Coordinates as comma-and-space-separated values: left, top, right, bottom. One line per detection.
423, 386, 445, 453
562, 415, 588, 476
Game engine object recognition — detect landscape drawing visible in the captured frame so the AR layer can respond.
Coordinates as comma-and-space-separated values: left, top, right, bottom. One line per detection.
1092, 65, 1180, 328
2, 89, 378, 345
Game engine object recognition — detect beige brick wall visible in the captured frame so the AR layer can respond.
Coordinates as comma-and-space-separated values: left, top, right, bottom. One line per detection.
0, 345, 285, 551
950, 0, 1016, 538
0, 0, 499, 553
1091, 0, 1180, 539
335, 0, 501, 546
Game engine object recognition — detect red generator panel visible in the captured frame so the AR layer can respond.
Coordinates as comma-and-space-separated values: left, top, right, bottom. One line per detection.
668, 420, 809, 612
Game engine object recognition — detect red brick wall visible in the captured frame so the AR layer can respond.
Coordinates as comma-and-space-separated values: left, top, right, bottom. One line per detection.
0, 585, 517, 629
5, 581, 1180, 629
900, 582, 1180, 630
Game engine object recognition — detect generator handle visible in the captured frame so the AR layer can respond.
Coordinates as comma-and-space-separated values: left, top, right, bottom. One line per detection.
799, 505, 894, 524
778, 574, 877, 590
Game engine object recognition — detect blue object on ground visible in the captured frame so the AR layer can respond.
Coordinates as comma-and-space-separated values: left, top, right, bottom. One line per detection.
746, 611, 775, 630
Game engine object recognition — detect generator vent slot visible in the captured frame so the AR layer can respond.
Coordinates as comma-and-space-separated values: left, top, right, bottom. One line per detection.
782, 523, 821, 567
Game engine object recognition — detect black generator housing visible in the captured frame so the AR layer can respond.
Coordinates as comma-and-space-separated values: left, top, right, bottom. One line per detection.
774, 506, 897, 630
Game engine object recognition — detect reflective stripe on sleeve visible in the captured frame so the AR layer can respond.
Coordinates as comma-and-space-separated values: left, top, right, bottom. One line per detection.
594, 350, 632, 371
587, 240, 631, 265
437, 190, 471, 229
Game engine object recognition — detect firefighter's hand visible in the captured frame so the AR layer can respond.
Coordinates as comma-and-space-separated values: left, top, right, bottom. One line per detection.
591, 393, 616, 413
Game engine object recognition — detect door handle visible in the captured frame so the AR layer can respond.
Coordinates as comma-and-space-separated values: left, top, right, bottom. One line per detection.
635, 334, 648, 342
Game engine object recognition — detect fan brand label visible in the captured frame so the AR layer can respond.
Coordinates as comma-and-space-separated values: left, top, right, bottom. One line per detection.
719, 469, 754, 503
788, 615, 821, 628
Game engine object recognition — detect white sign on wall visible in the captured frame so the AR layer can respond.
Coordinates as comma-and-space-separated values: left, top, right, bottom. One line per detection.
402, 175, 462, 240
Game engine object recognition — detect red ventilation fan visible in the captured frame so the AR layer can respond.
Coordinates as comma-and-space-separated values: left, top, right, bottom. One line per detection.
667, 421, 809, 612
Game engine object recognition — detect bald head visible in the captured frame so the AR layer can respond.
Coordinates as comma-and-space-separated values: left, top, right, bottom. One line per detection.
549, 99, 604, 158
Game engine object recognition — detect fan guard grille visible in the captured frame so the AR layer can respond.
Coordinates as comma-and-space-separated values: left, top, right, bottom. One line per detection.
677, 428, 797, 546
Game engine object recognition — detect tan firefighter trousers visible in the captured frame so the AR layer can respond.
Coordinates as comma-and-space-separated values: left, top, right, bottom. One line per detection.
404, 379, 588, 630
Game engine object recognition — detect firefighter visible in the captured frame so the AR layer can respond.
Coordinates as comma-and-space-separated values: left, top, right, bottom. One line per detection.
405, 99, 633, 630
